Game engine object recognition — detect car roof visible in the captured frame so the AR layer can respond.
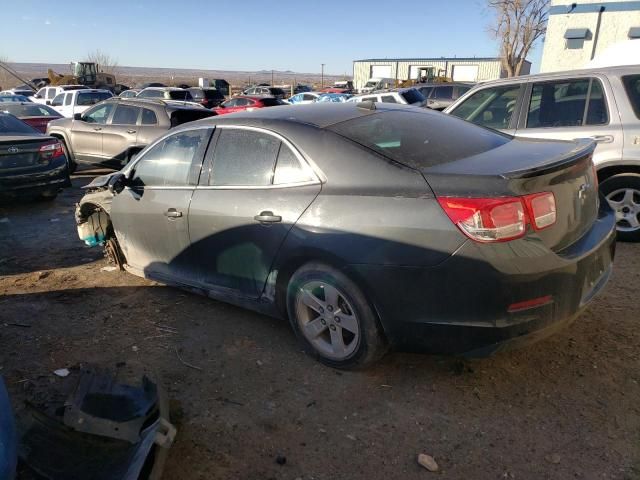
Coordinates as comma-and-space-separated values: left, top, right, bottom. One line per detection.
141, 87, 185, 91
105, 97, 203, 111
415, 82, 474, 87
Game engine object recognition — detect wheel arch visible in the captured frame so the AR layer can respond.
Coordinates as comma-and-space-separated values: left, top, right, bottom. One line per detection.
49, 131, 74, 162
597, 164, 640, 183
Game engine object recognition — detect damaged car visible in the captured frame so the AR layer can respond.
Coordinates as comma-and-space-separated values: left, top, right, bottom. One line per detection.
75, 102, 615, 369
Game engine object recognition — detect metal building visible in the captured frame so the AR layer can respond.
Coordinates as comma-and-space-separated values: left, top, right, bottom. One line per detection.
540, 0, 640, 72
352, 57, 531, 90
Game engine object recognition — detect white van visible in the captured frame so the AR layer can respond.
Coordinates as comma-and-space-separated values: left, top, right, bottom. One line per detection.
32, 85, 89, 105
360, 78, 395, 94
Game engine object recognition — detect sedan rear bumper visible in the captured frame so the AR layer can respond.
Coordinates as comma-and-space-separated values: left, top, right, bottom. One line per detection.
0, 156, 71, 196
347, 201, 616, 355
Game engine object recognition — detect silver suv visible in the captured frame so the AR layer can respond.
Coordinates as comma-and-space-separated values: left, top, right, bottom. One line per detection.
446, 65, 640, 241
47, 98, 215, 171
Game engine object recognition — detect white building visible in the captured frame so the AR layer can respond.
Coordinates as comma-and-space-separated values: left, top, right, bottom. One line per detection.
352, 57, 531, 91
540, 0, 640, 72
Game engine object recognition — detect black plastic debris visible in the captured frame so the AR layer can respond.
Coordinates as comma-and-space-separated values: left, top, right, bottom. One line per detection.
17, 363, 176, 480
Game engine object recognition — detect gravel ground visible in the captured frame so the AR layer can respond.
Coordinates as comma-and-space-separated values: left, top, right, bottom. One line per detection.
1, 176, 639, 480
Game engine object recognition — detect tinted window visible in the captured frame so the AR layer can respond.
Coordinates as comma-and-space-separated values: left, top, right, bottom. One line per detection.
77, 91, 112, 106
526, 78, 607, 128
328, 110, 510, 169
449, 85, 520, 129
400, 89, 425, 104
434, 86, 453, 99
622, 75, 640, 119
0, 114, 39, 134
223, 99, 237, 107
112, 105, 140, 125
83, 103, 114, 124
139, 90, 163, 98
269, 88, 285, 96
261, 98, 283, 107
132, 129, 210, 187
381, 95, 397, 103
235, 98, 250, 107
203, 90, 224, 100
51, 93, 64, 107
303, 94, 316, 101
169, 109, 214, 127
168, 91, 193, 101
418, 86, 434, 98
273, 144, 314, 184
141, 108, 158, 125
210, 129, 280, 186
0, 104, 59, 117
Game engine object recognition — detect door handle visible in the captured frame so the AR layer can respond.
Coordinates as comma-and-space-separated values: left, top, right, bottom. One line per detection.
254, 211, 282, 223
127, 129, 136, 134
93, 127, 102, 131
589, 135, 613, 144
164, 208, 183, 218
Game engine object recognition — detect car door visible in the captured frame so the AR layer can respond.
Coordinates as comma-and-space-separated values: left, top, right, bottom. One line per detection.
111, 127, 213, 281
101, 103, 141, 164
188, 126, 321, 298
513, 76, 623, 168
446, 83, 524, 135
60, 92, 74, 118
69, 103, 115, 162
50, 93, 65, 116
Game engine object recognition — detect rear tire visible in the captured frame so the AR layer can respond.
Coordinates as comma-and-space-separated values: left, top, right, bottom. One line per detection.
600, 173, 640, 242
286, 262, 386, 369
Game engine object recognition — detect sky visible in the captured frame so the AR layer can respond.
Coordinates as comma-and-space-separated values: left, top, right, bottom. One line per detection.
0, 0, 544, 75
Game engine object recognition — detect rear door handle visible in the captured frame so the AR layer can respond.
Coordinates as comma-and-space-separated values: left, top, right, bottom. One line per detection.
127, 129, 136, 134
164, 208, 183, 218
254, 211, 282, 223
589, 135, 613, 144
93, 127, 102, 131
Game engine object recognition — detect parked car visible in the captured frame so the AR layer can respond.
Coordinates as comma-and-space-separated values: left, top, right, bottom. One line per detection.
212, 96, 286, 115
416, 82, 474, 110
445, 65, 640, 241
293, 84, 312, 94
119, 89, 141, 98
287, 92, 322, 104
137, 87, 195, 102
317, 93, 353, 103
0, 112, 70, 200
187, 88, 225, 108
0, 88, 35, 97
348, 88, 426, 106
243, 86, 286, 99
32, 85, 88, 105
74, 103, 615, 369
46, 97, 216, 171
50, 89, 113, 118
0, 95, 31, 103
360, 77, 395, 94
0, 102, 62, 133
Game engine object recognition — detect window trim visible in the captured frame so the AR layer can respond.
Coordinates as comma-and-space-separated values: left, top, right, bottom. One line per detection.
199, 125, 322, 190
518, 76, 610, 130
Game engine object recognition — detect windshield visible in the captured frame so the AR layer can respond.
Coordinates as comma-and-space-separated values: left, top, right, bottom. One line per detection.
328, 109, 509, 169
0, 114, 39, 135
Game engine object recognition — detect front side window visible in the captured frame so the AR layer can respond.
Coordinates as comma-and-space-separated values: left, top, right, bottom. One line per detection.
51, 93, 64, 107
82, 103, 114, 124
132, 129, 211, 187
526, 78, 608, 128
210, 129, 280, 186
112, 105, 141, 125
622, 74, 640, 119
448, 85, 521, 130
46, 88, 57, 100
36, 88, 46, 98
64, 93, 73, 106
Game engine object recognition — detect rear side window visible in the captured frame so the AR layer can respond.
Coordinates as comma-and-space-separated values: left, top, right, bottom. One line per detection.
526, 78, 608, 128
168, 91, 193, 101
449, 85, 521, 130
77, 91, 112, 106
204, 90, 224, 100
141, 108, 158, 125
132, 129, 211, 187
328, 110, 510, 169
64, 93, 73, 106
210, 129, 280, 186
273, 144, 314, 184
112, 105, 140, 125
433, 86, 453, 99
169, 109, 214, 127
261, 98, 283, 107
622, 75, 640, 119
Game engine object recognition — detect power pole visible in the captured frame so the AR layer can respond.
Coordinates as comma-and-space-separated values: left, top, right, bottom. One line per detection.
271, 69, 274, 86
321, 63, 325, 88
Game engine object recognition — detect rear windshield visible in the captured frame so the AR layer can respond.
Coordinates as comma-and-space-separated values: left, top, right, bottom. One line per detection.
170, 109, 214, 127
261, 98, 284, 107
0, 104, 59, 117
622, 75, 640, 119
0, 114, 39, 135
328, 109, 510, 169
400, 89, 425, 104
77, 91, 112, 106
169, 91, 194, 101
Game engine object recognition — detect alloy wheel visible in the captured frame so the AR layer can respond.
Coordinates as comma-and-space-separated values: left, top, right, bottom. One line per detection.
606, 187, 640, 232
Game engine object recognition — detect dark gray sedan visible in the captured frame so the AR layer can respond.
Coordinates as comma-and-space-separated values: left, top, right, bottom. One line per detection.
75, 103, 616, 368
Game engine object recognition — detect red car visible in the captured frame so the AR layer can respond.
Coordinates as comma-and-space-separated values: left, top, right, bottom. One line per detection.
213, 96, 285, 115
0, 102, 62, 133
320, 87, 351, 94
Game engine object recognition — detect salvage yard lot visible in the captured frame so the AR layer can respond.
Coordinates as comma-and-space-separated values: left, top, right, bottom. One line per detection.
1, 176, 639, 479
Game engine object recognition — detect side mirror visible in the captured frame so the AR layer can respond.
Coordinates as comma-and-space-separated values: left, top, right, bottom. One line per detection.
108, 172, 127, 195
46, 100, 52, 105
73, 113, 83, 121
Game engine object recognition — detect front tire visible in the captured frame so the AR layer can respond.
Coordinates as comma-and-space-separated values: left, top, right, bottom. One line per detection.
601, 173, 640, 242
286, 262, 386, 369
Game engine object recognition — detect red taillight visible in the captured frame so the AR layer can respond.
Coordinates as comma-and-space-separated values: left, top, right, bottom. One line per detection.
523, 192, 557, 230
39, 141, 64, 162
508, 295, 553, 312
438, 192, 557, 243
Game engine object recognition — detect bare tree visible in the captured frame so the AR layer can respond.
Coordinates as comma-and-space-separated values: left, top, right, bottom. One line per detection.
488, 0, 550, 77
0, 54, 14, 89
85, 49, 119, 75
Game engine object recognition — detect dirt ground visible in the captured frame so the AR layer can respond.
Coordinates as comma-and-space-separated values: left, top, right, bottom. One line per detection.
1, 174, 639, 480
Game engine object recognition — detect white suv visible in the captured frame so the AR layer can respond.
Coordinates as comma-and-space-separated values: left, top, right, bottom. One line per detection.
32, 85, 88, 106
50, 89, 113, 118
